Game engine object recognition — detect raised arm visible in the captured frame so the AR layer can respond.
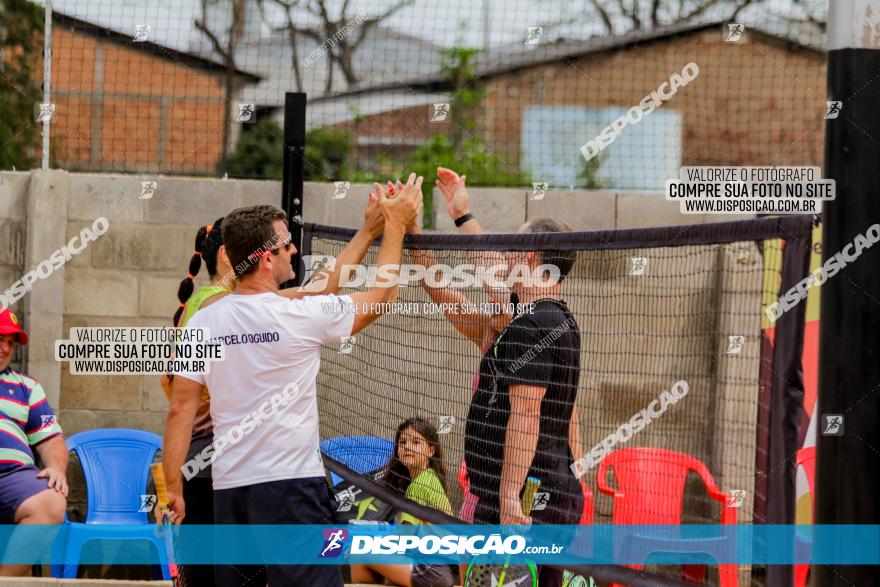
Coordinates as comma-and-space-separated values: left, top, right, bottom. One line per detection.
348, 174, 423, 335
436, 167, 511, 307
280, 193, 384, 299
406, 217, 493, 348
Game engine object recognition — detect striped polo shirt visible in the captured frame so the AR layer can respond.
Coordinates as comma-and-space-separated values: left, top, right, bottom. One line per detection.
0, 367, 63, 474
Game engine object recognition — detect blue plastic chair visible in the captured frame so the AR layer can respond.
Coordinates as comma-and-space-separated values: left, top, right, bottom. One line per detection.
320, 435, 394, 486
51, 429, 169, 579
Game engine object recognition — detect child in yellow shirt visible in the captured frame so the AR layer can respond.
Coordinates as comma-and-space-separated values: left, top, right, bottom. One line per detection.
350, 417, 457, 587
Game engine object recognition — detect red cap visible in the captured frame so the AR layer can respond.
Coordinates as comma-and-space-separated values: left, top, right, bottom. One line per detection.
0, 309, 28, 345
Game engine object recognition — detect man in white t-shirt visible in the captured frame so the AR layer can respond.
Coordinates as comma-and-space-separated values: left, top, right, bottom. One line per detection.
163, 175, 422, 586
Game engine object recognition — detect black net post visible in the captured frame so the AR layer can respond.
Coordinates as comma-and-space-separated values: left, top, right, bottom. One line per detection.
282, 92, 306, 287
816, 2, 880, 585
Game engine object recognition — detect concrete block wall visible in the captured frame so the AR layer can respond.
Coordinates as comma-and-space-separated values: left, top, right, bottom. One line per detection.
432, 186, 754, 233
1, 171, 761, 583
58, 173, 282, 438
1, 168, 758, 449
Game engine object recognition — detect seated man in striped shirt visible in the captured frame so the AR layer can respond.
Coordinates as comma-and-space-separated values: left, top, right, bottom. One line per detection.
0, 309, 67, 576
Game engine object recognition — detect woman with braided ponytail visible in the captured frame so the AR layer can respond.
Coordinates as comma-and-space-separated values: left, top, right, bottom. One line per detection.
172, 219, 232, 328
161, 217, 231, 587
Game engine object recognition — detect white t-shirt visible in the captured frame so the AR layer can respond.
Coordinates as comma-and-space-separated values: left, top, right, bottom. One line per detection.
174, 292, 354, 490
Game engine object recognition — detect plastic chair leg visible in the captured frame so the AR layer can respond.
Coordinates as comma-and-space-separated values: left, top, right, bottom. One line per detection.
60, 534, 170, 580
794, 564, 809, 587
682, 564, 705, 583
49, 529, 66, 578
60, 531, 84, 579
718, 564, 738, 587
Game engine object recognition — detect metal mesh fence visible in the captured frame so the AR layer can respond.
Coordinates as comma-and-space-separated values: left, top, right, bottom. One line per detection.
308, 216, 813, 586
2, 0, 826, 189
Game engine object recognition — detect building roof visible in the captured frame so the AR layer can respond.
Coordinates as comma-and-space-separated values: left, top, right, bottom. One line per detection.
188, 24, 444, 109
53, 11, 261, 83
312, 16, 825, 103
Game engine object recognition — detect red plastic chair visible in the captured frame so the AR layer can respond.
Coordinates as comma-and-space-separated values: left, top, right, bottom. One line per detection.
597, 448, 738, 587
795, 446, 816, 587
580, 481, 594, 524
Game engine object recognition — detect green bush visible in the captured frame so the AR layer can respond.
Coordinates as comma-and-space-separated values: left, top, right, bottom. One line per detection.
226, 123, 357, 182
0, 0, 43, 170
225, 121, 284, 179
304, 127, 354, 181
577, 154, 604, 189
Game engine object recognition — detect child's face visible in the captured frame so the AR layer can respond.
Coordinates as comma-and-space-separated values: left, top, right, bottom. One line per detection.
397, 427, 434, 472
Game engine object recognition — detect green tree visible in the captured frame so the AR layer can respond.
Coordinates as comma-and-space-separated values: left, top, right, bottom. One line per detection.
439, 47, 480, 150
0, 0, 43, 170
576, 154, 604, 189
303, 127, 353, 181
225, 120, 284, 179
395, 133, 530, 193
394, 47, 531, 226
226, 122, 362, 182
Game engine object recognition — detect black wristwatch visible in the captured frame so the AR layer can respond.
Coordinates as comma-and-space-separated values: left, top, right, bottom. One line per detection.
454, 213, 475, 227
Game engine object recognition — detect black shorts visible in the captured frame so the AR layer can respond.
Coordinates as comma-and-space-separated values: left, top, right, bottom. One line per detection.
180, 476, 215, 586
213, 476, 343, 587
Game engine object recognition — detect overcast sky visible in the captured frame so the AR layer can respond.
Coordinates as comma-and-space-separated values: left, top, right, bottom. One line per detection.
39, 0, 825, 52
43, 0, 588, 49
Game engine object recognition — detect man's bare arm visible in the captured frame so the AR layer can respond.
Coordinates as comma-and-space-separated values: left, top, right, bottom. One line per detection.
348, 174, 423, 334
569, 405, 582, 466
435, 168, 510, 306
406, 221, 492, 347
34, 436, 69, 496
499, 383, 546, 524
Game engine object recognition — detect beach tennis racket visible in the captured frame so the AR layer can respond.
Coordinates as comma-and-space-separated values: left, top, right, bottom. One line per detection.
463, 477, 541, 587
151, 463, 185, 587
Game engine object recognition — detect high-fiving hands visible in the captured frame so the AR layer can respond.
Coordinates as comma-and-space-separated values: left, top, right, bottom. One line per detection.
363, 191, 384, 238
373, 172, 422, 232
384, 179, 422, 234
436, 167, 470, 220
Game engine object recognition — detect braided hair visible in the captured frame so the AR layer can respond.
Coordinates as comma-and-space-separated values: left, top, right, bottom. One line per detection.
173, 217, 225, 327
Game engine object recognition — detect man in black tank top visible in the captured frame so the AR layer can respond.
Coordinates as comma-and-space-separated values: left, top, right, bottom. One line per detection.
465, 299, 582, 517
463, 218, 583, 587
